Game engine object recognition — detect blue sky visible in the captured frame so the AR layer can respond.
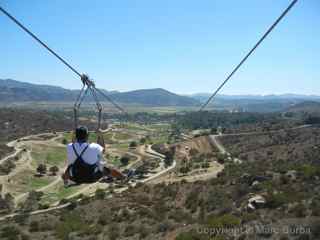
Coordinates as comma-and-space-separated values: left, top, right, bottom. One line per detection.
0, 0, 319, 94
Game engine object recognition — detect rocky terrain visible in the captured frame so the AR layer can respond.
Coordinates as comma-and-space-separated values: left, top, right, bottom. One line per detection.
0, 109, 319, 239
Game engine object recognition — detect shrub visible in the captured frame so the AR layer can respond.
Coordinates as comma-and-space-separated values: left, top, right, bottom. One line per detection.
139, 225, 151, 239
157, 221, 172, 233
207, 214, 240, 229
311, 198, 320, 216
297, 234, 310, 240
120, 156, 130, 166
108, 224, 120, 240
175, 230, 207, 240
97, 212, 110, 226
36, 164, 47, 175
175, 232, 195, 240
297, 164, 320, 180
21, 233, 30, 240
201, 162, 210, 168
180, 166, 191, 174
216, 153, 226, 164
164, 151, 174, 167
49, 166, 59, 176
266, 192, 291, 209
189, 148, 199, 156
290, 203, 307, 217
137, 206, 155, 219
168, 209, 193, 223
29, 220, 39, 232
124, 224, 138, 237
21, 191, 43, 212
0, 160, 16, 175
59, 198, 69, 205
241, 212, 258, 223
310, 220, 320, 238
233, 183, 249, 199
13, 213, 29, 225
153, 202, 168, 221
129, 141, 137, 148
140, 138, 146, 144
95, 188, 106, 200
205, 188, 231, 212
134, 192, 152, 205
0, 225, 20, 240
55, 212, 88, 239
79, 195, 91, 205
38, 203, 50, 210
185, 190, 199, 212
66, 199, 78, 210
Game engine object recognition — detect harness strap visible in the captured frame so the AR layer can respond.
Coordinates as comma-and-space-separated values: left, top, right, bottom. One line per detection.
72, 143, 89, 160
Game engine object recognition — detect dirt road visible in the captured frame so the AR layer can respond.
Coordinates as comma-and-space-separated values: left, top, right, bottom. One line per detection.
209, 135, 227, 154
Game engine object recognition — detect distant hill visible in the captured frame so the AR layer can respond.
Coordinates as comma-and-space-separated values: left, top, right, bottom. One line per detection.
0, 79, 74, 101
188, 93, 320, 103
187, 93, 320, 112
109, 88, 199, 106
286, 101, 320, 114
0, 79, 199, 106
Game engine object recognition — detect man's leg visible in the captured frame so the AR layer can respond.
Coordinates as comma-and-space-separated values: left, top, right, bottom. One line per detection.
102, 166, 125, 180
62, 168, 70, 185
62, 165, 76, 186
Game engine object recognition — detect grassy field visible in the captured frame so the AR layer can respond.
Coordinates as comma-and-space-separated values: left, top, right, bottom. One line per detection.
6, 169, 54, 196
113, 132, 132, 141
62, 131, 98, 143
150, 134, 169, 144
113, 142, 130, 150
40, 183, 84, 205
107, 154, 121, 167
62, 131, 116, 144
31, 145, 66, 167
148, 123, 171, 131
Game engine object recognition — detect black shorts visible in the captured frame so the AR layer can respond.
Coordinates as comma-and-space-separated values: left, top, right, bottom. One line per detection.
68, 166, 103, 184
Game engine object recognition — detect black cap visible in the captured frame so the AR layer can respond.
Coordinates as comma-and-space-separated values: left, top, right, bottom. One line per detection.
75, 126, 89, 141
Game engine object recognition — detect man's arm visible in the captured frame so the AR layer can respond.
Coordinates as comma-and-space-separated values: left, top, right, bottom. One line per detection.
66, 144, 74, 167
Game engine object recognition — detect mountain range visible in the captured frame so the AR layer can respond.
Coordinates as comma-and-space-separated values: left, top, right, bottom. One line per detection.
188, 93, 320, 102
0, 79, 199, 106
1, 79, 320, 110
187, 93, 320, 112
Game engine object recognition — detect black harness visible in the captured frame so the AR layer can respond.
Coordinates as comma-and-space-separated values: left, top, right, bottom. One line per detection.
69, 143, 100, 183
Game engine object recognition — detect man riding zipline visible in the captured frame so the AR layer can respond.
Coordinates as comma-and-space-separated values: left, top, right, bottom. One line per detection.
62, 126, 125, 186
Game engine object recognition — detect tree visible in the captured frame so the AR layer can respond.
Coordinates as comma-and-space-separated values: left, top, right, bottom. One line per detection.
129, 141, 137, 148
189, 148, 199, 156
49, 166, 59, 176
201, 161, 210, 168
164, 151, 174, 167
180, 166, 190, 174
217, 153, 226, 164
109, 224, 120, 240
210, 127, 217, 134
304, 115, 320, 124
120, 156, 130, 166
36, 164, 47, 176
0, 193, 14, 213
140, 138, 146, 145
62, 138, 68, 145
4, 193, 14, 212
21, 191, 43, 212
0, 160, 15, 175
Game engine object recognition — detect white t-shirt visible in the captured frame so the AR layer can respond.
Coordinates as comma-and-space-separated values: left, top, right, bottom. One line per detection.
67, 142, 105, 171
